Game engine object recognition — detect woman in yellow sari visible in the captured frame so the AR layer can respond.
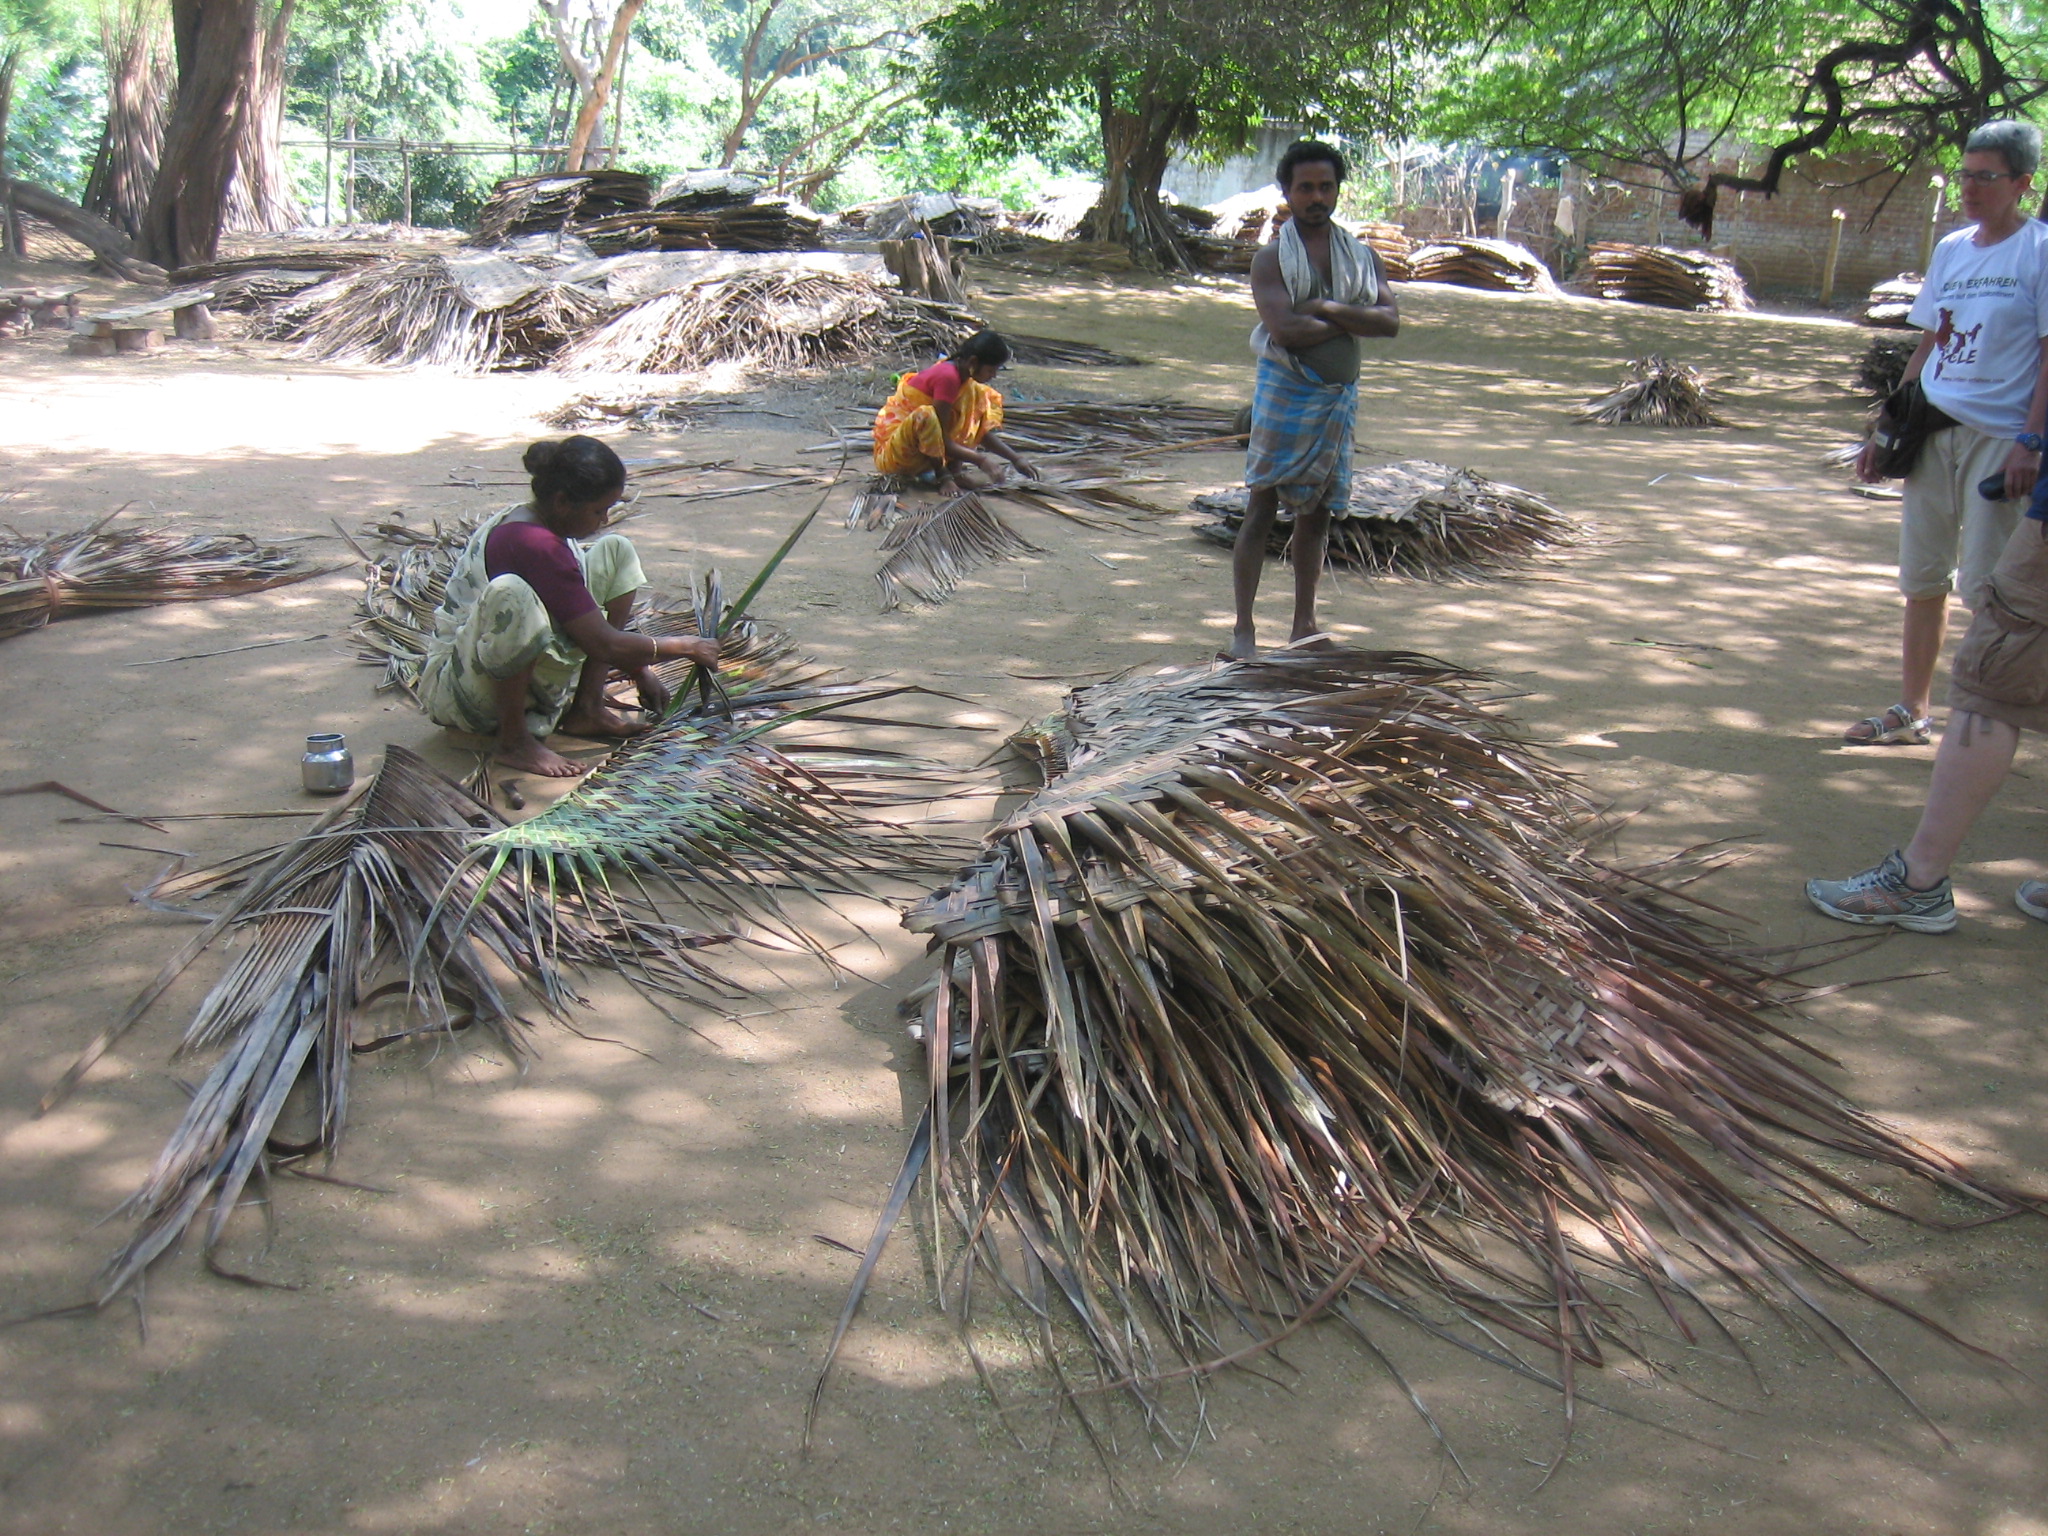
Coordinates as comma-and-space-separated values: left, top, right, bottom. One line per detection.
872, 330, 1039, 489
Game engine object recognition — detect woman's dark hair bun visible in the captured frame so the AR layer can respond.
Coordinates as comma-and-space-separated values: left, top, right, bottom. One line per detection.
524, 434, 624, 505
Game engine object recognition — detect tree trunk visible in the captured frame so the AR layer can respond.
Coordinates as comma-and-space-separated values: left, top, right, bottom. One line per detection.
1088, 80, 1191, 270
0, 177, 167, 282
539, 1, 609, 167
565, 0, 643, 172
140, 0, 265, 268
0, 49, 22, 258
85, 2, 174, 241
224, 0, 301, 232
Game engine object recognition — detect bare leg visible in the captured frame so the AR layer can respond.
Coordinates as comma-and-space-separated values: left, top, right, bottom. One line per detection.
1900, 711, 2020, 888
559, 592, 652, 739
1288, 503, 1333, 645
1900, 593, 1949, 719
492, 664, 581, 777
1229, 487, 1280, 658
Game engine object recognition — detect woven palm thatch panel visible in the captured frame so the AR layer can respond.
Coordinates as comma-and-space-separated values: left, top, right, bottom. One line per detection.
1406, 237, 1559, 293
1190, 459, 1576, 580
1575, 243, 1753, 313
818, 650, 2033, 1442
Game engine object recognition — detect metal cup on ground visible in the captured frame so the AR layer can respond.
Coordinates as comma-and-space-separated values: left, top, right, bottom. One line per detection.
301, 732, 354, 795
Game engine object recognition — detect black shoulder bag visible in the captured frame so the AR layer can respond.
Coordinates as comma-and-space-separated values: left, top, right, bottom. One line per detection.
1871, 380, 1959, 479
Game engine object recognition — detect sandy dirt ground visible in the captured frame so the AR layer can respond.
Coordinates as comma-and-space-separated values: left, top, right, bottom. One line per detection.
1, 252, 2045, 1536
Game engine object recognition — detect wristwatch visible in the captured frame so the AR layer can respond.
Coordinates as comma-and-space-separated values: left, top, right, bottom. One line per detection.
2019, 432, 2045, 452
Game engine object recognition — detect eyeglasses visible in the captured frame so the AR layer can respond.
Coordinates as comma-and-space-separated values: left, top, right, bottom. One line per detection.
1956, 169, 2018, 186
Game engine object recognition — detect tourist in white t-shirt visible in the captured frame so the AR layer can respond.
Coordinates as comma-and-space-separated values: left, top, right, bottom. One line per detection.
1848, 120, 2048, 745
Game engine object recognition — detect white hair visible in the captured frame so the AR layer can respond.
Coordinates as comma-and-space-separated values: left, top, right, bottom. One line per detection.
1966, 119, 2042, 178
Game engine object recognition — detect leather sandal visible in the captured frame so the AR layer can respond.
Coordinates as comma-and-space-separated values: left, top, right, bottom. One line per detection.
1843, 703, 1932, 745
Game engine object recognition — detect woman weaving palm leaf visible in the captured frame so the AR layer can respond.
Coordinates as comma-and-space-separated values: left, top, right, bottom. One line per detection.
418, 436, 719, 777
871, 330, 1040, 490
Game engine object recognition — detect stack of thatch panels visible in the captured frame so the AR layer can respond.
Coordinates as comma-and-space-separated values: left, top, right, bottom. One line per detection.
1864, 272, 1921, 327
469, 171, 655, 245
576, 199, 826, 255
1575, 242, 1752, 312
1407, 237, 1558, 293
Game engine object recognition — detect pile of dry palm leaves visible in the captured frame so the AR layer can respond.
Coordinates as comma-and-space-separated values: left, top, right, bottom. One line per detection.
1577, 355, 1734, 427
1864, 273, 1921, 327
0, 512, 329, 640
468, 171, 655, 245
813, 649, 2036, 1449
555, 268, 961, 374
1858, 334, 1917, 400
263, 254, 613, 372
1191, 460, 1574, 580
1406, 237, 1559, 294
1575, 243, 1753, 313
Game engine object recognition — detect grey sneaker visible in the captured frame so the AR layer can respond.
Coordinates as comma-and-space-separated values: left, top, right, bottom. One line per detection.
2016, 880, 2048, 924
1806, 849, 1957, 933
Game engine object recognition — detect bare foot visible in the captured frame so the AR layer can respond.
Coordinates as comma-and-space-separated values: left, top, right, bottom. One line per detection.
497, 736, 585, 778
1287, 630, 1338, 651
557, 704, 653, 739
1222, 628, 1257, 661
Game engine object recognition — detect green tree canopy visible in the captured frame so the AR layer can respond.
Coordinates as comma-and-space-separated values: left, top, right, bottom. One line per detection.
927, 0, 1449, 260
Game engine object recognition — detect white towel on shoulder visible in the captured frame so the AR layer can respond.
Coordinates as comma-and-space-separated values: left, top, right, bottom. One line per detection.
1251, 218, 1376, 365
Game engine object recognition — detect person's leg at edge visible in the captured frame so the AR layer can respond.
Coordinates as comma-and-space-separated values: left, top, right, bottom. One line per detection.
1229, 487, 1280, 659
491, 663, 582, 777
560, 589, 654, 739
1899, 593, 1949, 722
1288, 502, 1333, 645
1900, 710, 2022, 889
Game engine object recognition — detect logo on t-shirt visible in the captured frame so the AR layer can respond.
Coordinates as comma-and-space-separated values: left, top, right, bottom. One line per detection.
1932, 306, 1986, 376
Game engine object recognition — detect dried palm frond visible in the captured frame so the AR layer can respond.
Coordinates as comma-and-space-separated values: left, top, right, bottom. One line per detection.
555, 269, 963, 375
1577, 355, 1733, 427
263, 256, 612, 372
0, 514, 330, 640
875, 492, 1042, 610
1003, 335, 1142, 368
58, 744, 743, 1304
991, 399, 1241, 457
814, 650, 2035, 1447
1191, 459, 1575, 581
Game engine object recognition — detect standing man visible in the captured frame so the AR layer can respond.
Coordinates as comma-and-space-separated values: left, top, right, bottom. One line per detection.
1847, 119, 2048, 744
1228, 139, 1400, 660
